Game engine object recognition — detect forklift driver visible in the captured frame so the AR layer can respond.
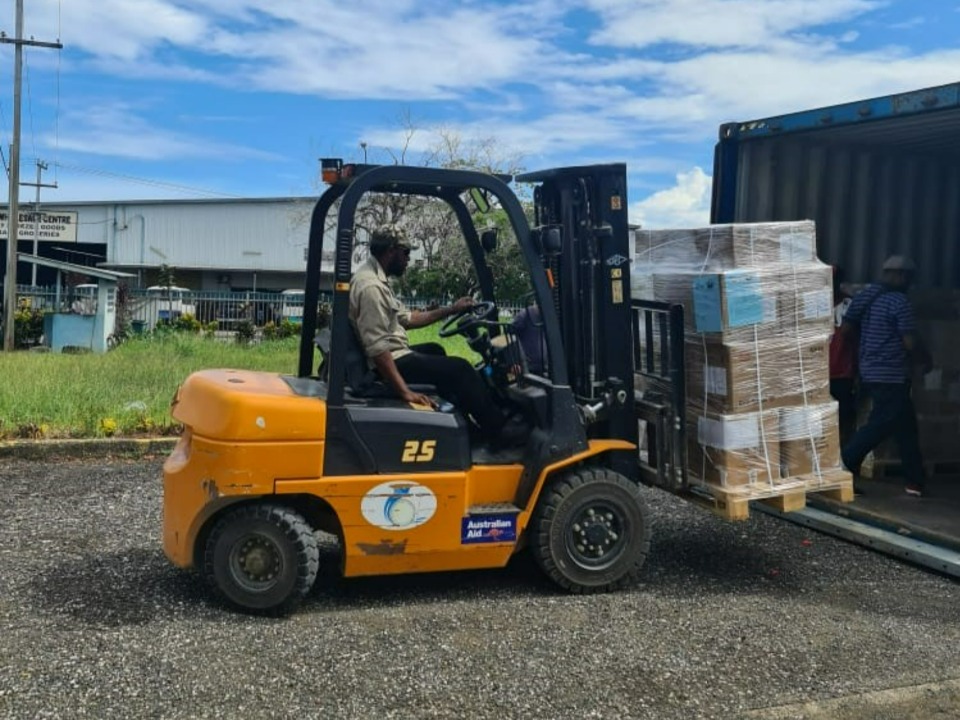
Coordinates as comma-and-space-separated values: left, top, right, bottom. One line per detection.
349, 226, 505, 442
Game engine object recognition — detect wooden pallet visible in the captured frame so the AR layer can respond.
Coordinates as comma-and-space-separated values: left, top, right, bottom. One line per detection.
686, 469, 854, 521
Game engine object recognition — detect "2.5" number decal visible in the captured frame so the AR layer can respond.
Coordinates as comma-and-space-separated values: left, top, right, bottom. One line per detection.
401, 440, 436, 463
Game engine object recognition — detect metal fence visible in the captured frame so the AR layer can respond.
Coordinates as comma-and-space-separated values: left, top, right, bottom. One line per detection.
14, 285, 528, 333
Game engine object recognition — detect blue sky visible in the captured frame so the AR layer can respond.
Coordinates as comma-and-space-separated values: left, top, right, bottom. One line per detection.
0, 0, 958, 227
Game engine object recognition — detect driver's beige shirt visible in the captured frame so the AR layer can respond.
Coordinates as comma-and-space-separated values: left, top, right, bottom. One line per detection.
349, 256, 412, 365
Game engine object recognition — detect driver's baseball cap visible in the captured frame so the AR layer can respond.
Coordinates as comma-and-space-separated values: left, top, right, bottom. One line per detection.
369, 226, 412, 253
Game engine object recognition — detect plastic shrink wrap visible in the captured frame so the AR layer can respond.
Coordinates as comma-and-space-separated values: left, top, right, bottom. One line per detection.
633, 221, 853, 515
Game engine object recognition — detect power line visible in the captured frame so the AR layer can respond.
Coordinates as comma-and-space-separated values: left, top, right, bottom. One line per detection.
53, 161, 246, 199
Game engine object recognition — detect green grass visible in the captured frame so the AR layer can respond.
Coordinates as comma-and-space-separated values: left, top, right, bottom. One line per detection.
0, 327, 476, 439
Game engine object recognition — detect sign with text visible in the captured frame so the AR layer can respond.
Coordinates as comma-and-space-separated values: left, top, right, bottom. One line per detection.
0, 210, 78, 243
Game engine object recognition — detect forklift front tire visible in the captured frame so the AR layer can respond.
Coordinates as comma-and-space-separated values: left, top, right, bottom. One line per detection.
532, 467, 651, 593
203, 503, 320, 616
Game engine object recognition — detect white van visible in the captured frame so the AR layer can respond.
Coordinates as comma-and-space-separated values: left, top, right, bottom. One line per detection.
71, 283, 99, 315
146, 285, 196, 321
280, 289, 305, 324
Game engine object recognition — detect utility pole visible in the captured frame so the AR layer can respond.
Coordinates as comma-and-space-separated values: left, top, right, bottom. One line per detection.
0, 0, 62, 351
22, 159, 57, 286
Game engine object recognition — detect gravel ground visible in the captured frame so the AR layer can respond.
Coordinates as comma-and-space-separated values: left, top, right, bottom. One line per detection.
0, 456, 957, 720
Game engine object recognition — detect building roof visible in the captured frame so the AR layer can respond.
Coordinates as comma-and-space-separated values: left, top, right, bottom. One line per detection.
17, 253, 136, 281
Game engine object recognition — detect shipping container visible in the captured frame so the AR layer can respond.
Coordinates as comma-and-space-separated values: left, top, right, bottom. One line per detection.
710, 82, 960, 567
711, 82, 960, 287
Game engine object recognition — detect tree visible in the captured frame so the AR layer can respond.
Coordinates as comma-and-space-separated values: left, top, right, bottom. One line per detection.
299, 113, 535, 302
396, 206, 534, 304
357, 120, 533, 302
157, 264, 177, 321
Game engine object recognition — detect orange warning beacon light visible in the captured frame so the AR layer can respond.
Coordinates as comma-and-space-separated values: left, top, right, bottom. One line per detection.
320, 158, 343, 185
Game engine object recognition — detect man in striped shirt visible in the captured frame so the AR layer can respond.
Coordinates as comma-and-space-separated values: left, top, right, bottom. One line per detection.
840, 256, 932, 497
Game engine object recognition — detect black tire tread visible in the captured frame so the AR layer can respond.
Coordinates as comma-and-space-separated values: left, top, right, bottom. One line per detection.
203, 503, 319, 616
532, 467, 651, 594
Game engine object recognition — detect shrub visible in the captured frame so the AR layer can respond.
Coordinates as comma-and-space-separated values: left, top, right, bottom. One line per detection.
235, 319, 255, 344
14, 307, 45, 348
173, 313, 202, 333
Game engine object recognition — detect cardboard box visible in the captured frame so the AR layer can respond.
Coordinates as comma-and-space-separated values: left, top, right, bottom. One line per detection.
635, 221, 817, 271
688, 410, 781, 487
650, 263, 833, 342
652, 270, 779, 342
776, 264, 835, 337
691, 270, 772, 333
779, 403, 841, 477
686, 335, 832, 414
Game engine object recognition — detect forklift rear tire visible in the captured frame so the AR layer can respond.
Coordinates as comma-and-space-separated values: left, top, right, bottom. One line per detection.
532, 467, 651, 593
203, 503, 320, 616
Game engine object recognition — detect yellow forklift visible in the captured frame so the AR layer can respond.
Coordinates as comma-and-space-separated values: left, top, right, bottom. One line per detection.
162, 161, 687, 614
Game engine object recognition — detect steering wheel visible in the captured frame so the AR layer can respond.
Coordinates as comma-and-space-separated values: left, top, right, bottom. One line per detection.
438, 301, 497, 338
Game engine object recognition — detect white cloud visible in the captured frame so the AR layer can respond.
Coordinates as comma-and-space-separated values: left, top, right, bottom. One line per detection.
889, 16, 926, 29
583, 0, 881, 49
649, 46, 960, 125
49, 103, 281, 163
11, 0, 558, 100
630, 167, 712, 229
7, 0, 958, 206
7, 0, 208, 62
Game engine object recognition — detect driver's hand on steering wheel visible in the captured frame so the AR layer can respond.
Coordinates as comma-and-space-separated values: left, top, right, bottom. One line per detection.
450, 297, 475, 313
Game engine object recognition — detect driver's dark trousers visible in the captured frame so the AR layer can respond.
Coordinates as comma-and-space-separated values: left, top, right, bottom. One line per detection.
396, 349, 504, 441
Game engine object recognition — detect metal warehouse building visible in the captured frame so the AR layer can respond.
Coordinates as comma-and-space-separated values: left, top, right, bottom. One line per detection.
1, 196, 333, 291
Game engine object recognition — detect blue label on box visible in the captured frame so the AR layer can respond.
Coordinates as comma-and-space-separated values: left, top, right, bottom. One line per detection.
461, 514, 517, 544
692, 275, 723, 332
693, 272, 765, 332
724, 272, 765, 328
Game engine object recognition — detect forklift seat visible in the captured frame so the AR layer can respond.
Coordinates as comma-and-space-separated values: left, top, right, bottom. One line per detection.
343, 325, 437, 399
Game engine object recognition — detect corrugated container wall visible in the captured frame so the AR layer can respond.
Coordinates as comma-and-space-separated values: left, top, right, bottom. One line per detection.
711, 82, 960, 288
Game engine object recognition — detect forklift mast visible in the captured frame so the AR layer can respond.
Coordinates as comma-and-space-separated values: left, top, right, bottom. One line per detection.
517, 164, 637, 478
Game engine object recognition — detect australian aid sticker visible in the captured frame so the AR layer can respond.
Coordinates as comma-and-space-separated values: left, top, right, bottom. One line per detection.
461, 514, 517, 544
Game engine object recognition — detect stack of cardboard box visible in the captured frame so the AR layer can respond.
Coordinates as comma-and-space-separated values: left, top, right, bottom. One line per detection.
634, 221, 852, 514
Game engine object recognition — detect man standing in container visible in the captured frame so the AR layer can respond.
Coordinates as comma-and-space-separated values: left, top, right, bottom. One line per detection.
840, 256, 932, 497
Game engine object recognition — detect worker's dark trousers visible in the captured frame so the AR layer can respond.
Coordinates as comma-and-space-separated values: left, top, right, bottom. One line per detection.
841, 382, 926, 487
829, 377, 857, 446
396, 351, 504, 440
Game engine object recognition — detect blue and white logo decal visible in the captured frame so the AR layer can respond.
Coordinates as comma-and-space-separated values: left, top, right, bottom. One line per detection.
361, 481, 437, 531
605, 253, 628, 267
461, 514, 517, 544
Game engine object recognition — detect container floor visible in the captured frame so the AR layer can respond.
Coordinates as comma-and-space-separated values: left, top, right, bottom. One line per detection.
813, 474, 960, 550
